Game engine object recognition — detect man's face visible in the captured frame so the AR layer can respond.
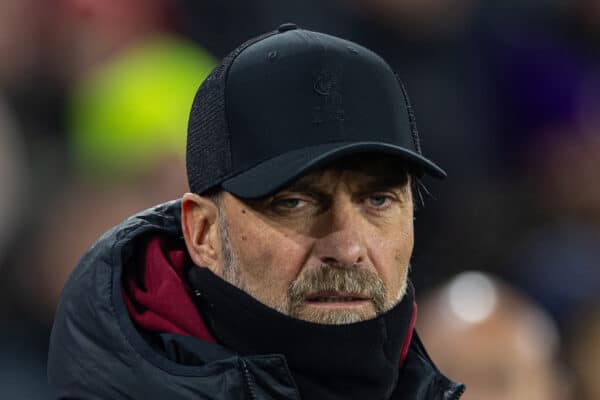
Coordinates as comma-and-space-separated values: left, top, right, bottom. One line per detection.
214, 156, 414, 324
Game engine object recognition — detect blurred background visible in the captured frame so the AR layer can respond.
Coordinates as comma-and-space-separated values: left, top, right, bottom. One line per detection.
0, 0, 599, 398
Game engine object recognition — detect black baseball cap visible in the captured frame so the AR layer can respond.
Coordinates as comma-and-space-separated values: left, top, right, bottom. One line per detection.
187, 23, 446, 199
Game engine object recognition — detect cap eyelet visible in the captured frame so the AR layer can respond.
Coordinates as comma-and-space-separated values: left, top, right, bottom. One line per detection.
277, 23, 298, 32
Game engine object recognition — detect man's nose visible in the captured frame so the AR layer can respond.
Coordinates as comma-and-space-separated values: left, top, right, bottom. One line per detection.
312, 200, 367, 266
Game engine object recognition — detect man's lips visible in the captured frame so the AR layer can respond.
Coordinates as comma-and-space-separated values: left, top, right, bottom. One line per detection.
304, 292, 371, 306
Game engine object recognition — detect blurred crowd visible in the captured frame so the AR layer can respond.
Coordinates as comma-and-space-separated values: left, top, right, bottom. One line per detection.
1, 0, 599, 398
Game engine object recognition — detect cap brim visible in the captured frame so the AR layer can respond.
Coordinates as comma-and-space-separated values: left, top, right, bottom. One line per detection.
222, 142, 446, 199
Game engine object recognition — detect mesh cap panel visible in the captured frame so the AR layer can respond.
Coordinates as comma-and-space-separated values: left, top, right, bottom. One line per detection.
186, 31, 277, 194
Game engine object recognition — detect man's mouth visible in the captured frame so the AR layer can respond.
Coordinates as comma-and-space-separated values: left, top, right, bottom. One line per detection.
304, 292, 370, 305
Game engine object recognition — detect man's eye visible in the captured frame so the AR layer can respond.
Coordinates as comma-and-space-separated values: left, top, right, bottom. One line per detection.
273, 198, 304, 209
367, 195, 389, 208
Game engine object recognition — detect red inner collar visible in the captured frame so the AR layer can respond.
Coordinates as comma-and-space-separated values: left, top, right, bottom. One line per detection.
122, 236, 216, 343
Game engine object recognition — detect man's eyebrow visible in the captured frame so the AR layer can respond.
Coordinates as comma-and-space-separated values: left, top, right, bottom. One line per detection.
280, 173, 409, 194
278, 179, 323, 194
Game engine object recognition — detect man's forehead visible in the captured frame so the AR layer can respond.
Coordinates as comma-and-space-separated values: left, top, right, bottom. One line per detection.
282, 154, 411, 192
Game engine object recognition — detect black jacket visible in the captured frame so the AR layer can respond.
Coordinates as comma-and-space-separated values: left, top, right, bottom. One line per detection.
48, 200, 465, 399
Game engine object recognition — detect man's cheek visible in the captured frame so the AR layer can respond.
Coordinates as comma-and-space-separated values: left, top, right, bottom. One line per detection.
241, 246, 288, 286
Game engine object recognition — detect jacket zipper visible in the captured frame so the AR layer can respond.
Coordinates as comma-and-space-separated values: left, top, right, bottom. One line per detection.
240, 359, 259, 400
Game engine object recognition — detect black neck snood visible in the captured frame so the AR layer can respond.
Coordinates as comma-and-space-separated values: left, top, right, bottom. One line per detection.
187, 267, 415, 400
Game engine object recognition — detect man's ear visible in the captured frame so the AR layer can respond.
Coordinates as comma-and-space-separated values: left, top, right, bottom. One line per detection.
181, 193, 222, 273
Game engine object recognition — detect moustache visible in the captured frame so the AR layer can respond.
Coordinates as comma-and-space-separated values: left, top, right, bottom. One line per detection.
287, 263, 387, 313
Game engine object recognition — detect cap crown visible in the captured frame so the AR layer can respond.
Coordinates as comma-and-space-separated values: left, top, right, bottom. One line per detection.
187, 26, 423, 195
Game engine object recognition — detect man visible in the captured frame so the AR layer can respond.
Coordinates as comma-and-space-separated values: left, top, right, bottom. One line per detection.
48, 24, 465, 399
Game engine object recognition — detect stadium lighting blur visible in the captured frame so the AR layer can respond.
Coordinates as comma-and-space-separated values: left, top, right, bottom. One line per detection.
446, 271, 498, 324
